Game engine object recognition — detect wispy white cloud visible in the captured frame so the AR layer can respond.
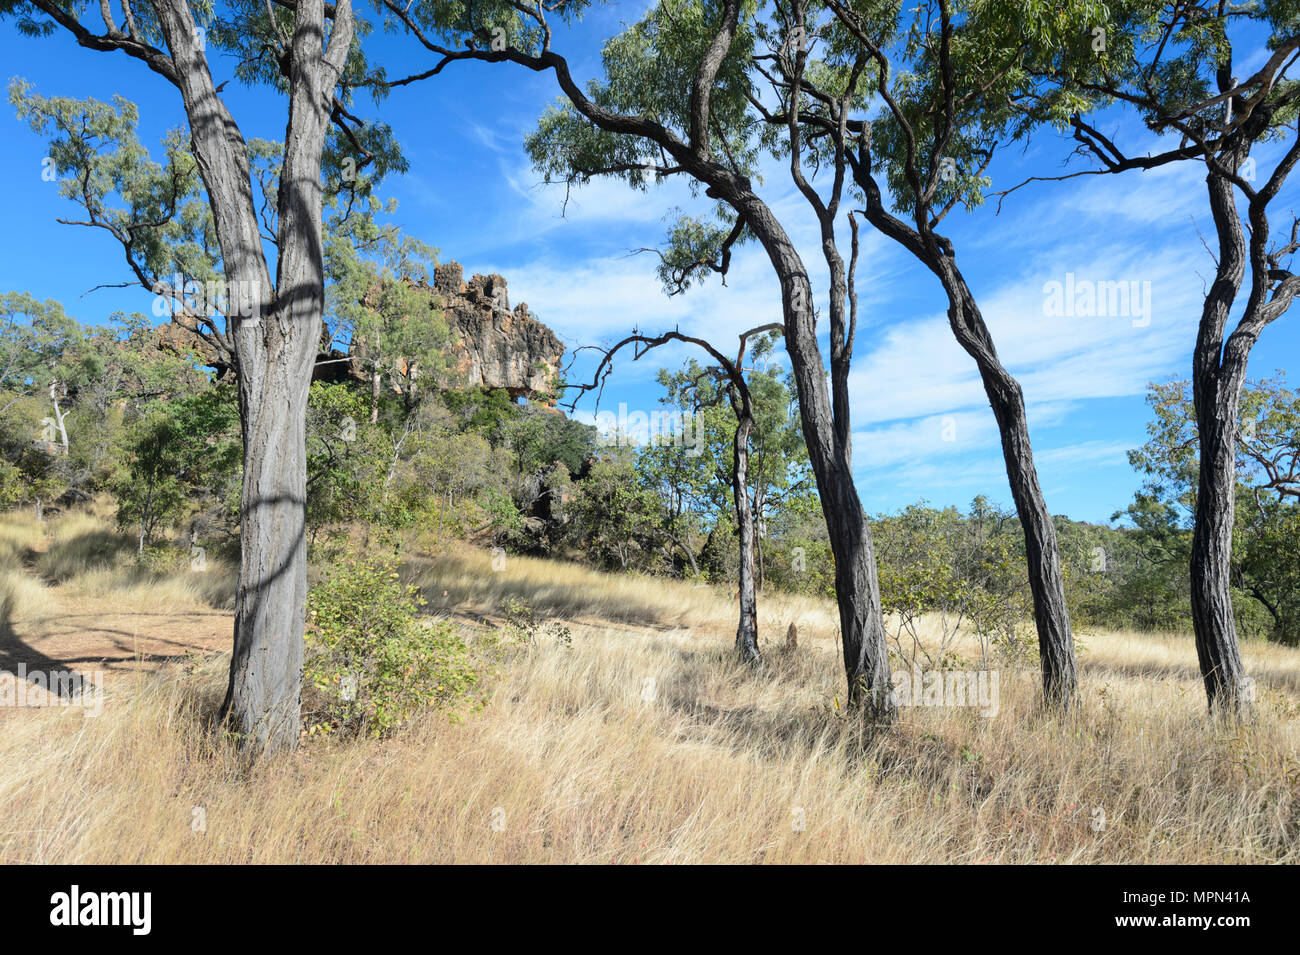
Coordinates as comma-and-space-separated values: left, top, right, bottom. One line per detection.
504, 164, 682, 230
849, 242, 1205, 433
487, 244, 786, 345
1038, 439, 1134, 470
463, 119, 514, 155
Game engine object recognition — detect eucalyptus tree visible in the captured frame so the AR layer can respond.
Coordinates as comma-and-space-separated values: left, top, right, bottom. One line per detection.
637, 372, 723, 576
325, 226, 449, 422
380, 0, 896, 714
1015, 0, 1300, 715
0, 292, 81, 429
648, 341, 813, 591
745, 0, 1096, 705
0, 291, 85, 512
3, 0, 393, 752
571, 324, 779, 664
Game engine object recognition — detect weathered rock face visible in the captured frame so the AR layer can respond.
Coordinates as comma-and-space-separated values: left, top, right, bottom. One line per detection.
149, 320, 228, 375
431, 262, 563, 402
148, 259, 565, 403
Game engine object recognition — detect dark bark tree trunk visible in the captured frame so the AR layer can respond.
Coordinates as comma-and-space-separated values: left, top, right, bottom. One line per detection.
666, 530, 700, 578
996, 5, 1300, 717
856, 162, 1078, 707
736, 196, 892, 716
940, 269, 1078, 706
980, 363, 1078, 703
809, 0, 1081, 706
1179, 79, 1300, 716
1188, 160, 1253, 717
1190, 406, 1249, 713
444, 22, 894, 718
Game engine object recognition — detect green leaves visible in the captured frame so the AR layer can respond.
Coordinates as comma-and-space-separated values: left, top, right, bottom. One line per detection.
655, 211, 749, 293
636, 351, 811, 583
524, 0, 762, 192
599, 0, 758, 144
873, 498, 1032, 666
0, 291, 80, 396
304, 551, 478, 737
11, 71, 407, 327
10, 78, 220, 295
111, 382, 241, 547
1121, 375, 1300, 643
568, 457, 670, 571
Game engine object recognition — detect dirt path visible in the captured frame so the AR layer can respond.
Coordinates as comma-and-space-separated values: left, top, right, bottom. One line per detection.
2, 594, 230, 672
1, 560, 233, 696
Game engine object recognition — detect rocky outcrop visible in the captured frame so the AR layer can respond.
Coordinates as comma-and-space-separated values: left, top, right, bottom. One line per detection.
149, 321, 228, 375
431, 262, 563, 402
147, 260, 565, 403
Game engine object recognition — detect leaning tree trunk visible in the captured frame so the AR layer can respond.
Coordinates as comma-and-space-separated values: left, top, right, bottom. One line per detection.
857, 172, 1075, 707
737, 197, 893, 717
1189, 405, 1249, 714
940, 269, 1078, 707
486, 5, 890, 713
824, 477, 891, 713
977, 362, 1078, 704
732, 409, 760, 664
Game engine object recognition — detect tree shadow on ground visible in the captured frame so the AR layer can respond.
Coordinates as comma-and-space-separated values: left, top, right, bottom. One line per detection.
0, 596, 204, 701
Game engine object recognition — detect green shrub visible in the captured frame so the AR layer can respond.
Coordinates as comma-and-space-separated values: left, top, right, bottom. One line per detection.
304, 553, 477, 738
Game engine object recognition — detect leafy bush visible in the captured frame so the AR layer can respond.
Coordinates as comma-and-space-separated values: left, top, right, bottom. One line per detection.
568, 458, 670, 571
304, 553, 477, 737
112, 384, 240, 549
875, 499, 1031, 667
479, 485, 526, 541
305, 381, 386, 535
492, 595, 572, 649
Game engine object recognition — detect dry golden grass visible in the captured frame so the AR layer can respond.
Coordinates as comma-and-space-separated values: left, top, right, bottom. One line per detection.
0, 510, 42, 565
62, 563, 237, 613
1, 510, 1297, 864
0, 510, 49, 625
21, 511, 236, 612
406, 546, 838, 637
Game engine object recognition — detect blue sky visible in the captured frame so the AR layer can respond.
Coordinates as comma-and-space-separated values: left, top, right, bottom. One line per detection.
2, 5, 1298, 525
